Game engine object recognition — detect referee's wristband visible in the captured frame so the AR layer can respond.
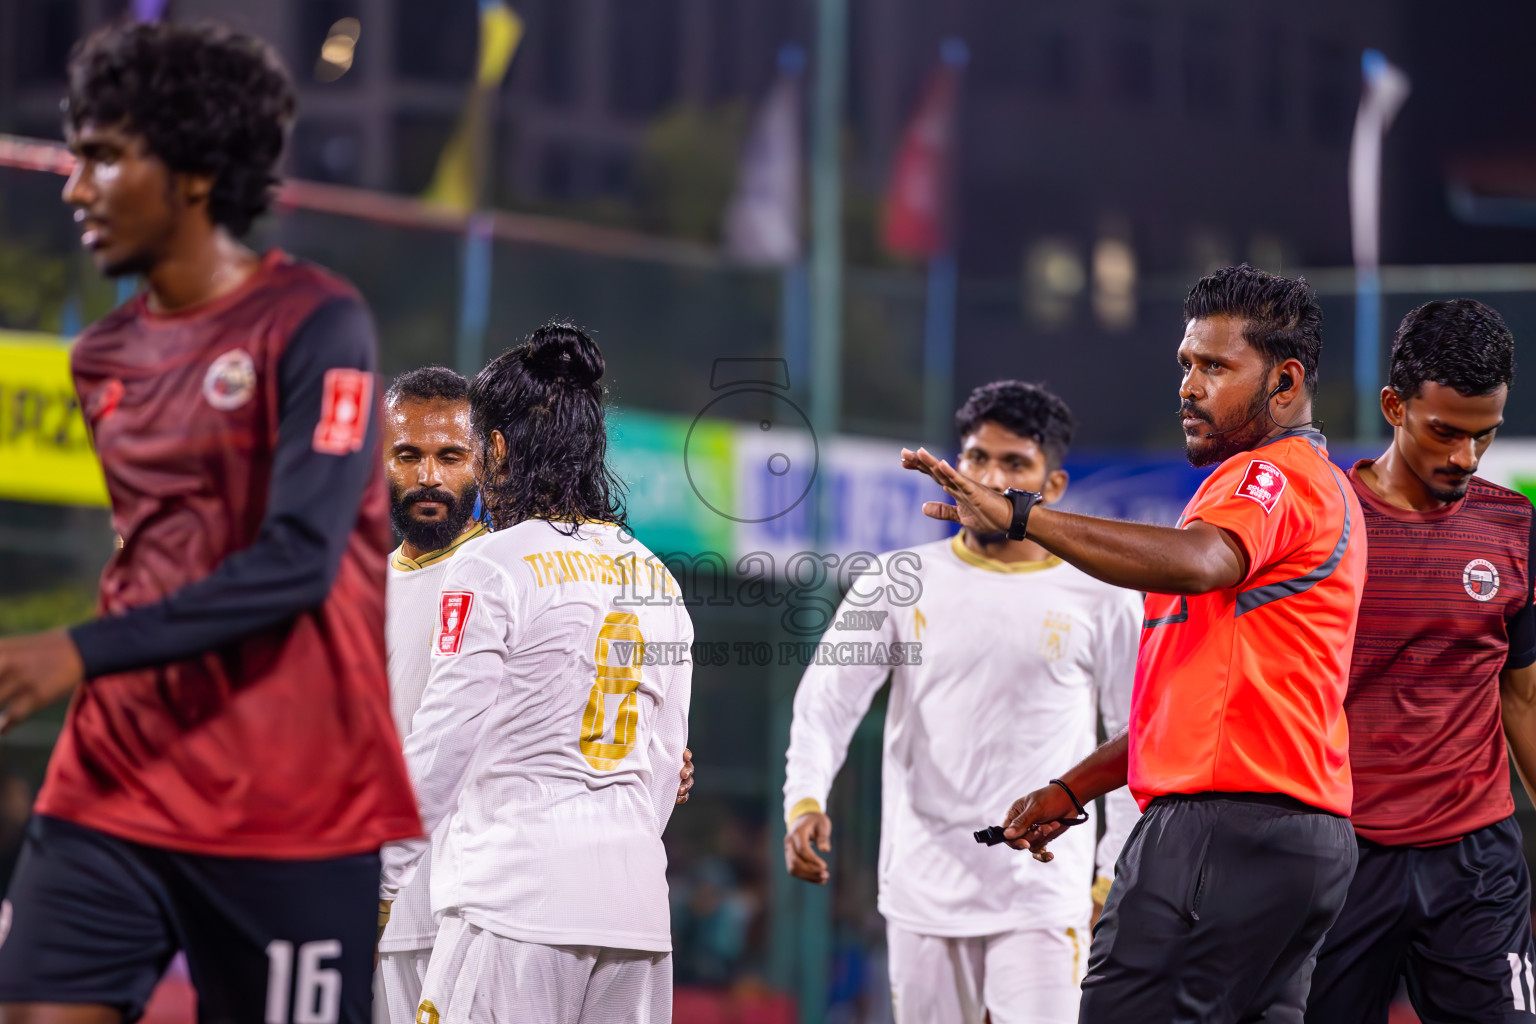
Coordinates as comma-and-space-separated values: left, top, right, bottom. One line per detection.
1003, 488, 1044, 541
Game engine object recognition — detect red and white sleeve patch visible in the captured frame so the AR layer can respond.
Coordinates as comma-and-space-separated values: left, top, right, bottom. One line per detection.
435, 591, 474, 656
1234, 459, 1287, 514
312, 368, 373, 455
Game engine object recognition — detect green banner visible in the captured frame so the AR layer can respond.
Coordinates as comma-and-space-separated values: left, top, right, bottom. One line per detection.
608, 408, 733, 556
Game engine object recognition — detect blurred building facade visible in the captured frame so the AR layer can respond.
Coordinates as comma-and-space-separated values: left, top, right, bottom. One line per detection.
0, 0, 1395, 264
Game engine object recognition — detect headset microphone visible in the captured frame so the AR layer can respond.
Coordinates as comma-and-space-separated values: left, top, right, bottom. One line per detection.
1200, 375, 1292, 440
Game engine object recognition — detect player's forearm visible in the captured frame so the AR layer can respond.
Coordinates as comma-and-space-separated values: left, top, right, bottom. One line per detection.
783, 662, 888, 820
379, 835, 428, 900
647, 678, 691, 833
1027, 508, 1245, 595
1501, 664, 1536, 806
1055, 729, 1131, 804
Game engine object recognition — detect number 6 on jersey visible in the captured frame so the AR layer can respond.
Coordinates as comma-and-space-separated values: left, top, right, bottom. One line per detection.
580, 612, 646, 770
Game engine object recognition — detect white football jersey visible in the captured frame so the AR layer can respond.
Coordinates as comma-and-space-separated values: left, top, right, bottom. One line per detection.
378, 521, 488, 954
380, 519, 693, 953
783, 533, 1142, 937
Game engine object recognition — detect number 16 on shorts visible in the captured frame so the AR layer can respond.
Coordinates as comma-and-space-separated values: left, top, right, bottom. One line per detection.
267, 939, 343, 1024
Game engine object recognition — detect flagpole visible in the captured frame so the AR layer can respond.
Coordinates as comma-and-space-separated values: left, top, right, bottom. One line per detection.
455, 78, 495, 378
1349, 49, 1408, 441
790, 3, 848, 1019
921, 39, 969, 450
456, 214, 494, 376
783, 262, 811, 402
452, 1, 523, 377
923, 251, 958, 447
810, 0, 846, 468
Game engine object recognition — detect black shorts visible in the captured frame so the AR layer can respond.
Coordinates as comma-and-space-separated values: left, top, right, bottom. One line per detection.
0, 815, 379, 1024
1081, 792, 1357, 1024
1305, 815, 1536, 1024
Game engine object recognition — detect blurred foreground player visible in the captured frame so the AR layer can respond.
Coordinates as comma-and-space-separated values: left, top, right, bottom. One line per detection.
1305, 300, 1536, 1023
380, 325, 693, 1023
371, 366, 700, 1022
783, 381, 1141, 1023
905, 266, 1366, 1022
0, 22, 420, 1023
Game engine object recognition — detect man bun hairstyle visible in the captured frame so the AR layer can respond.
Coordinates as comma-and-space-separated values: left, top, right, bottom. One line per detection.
386, 366, 469, 407
523, 329, 605, 388
954, 380, 1075, 469
1389, 299, 1515, 399
469, 321, 626, 533
64, 20, 296, 237
1183, 264, 1323, 395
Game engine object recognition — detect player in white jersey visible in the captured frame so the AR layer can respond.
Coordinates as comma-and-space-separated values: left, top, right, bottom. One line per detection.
374, 366, 489, 1023
783, 381, 1142, 1024
380, 324, 693, 1024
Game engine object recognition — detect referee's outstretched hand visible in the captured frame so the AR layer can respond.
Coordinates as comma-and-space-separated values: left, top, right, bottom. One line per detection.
0, 628, 84, 735
1002, 785, 1077, 862
900, 447, 1014, 534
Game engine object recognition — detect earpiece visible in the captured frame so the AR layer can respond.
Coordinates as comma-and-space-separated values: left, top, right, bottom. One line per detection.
1277, 373, 1294, 393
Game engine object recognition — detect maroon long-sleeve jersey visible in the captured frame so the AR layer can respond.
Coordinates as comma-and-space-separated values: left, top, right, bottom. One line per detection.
37, 251, 421, 858
1346, 461, 1536, 847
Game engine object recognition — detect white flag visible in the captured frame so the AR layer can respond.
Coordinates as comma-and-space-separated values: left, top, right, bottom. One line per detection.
724, 47, 804, 266
1349, 50, 1410, 271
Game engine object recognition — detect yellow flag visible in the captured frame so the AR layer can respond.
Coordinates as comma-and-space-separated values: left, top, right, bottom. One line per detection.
423, 2, 524, 211
478, 1, 522, 87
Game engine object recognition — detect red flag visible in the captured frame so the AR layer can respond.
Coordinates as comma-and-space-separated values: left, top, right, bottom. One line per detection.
882, 61, 962, 259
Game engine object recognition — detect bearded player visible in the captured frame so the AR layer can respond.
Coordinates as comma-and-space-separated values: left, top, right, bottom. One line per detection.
380, 324, 692, 1022
0, 21, 419, 1024
1304, 300, 1536, 1023
375, 367, 487, 1023
784, 381, 1141, 1023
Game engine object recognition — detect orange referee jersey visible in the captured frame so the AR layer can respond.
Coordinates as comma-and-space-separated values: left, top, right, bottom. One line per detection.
1128, 429, 1366, 816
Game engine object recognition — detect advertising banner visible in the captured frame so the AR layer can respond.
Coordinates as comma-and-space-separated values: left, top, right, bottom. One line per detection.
0, 331, 107, 508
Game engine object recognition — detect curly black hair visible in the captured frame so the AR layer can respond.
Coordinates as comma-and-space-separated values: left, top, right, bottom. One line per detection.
470, 322, 628, 534
1184, 264, 1324, 395
954, 380, 1075, 468
386, 366, 470, 407
1389, 299, 1516, 399
64, 20, 296, 236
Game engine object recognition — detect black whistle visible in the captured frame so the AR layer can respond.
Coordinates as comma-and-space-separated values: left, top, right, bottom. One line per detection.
974, 825, 1009, 846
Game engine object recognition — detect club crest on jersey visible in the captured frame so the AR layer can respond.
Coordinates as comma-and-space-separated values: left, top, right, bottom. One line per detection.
1235, 459, 1287, 514
435, 591, 474, 655
202, 349, 256, 411
1462, 558, 1501, 602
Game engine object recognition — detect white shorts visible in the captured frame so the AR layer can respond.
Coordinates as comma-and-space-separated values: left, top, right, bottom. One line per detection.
375, 947, 432, 1024
886, 921, 1088, 1024
416, 913, 671, 1024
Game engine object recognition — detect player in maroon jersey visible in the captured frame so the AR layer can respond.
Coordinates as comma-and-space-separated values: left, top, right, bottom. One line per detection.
1305, 299, 1536, 1023
0, 21, 419, 1024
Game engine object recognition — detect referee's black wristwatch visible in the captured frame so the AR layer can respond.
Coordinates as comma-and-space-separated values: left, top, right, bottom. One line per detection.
1002, 488, 1044, 541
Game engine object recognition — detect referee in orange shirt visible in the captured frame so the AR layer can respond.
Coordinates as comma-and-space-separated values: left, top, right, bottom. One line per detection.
903, 265, 1366, 1022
